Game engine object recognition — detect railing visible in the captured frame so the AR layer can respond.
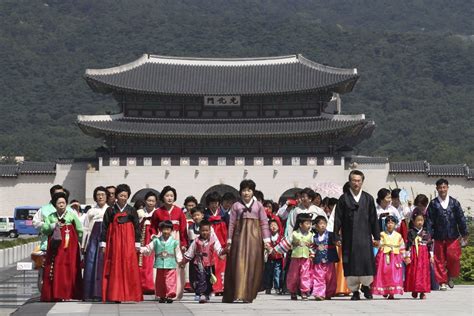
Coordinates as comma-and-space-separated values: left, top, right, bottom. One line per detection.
0, 240, 40, 268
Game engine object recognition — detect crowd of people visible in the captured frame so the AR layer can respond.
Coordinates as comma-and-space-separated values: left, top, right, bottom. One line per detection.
31, 170, 469, 304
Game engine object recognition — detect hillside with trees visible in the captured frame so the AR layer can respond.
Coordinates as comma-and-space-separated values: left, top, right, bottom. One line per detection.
0, 0, 473, 164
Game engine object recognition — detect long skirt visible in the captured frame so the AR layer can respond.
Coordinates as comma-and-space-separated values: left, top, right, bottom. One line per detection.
312, 262, 337, 298
41, 225, 82, 302
102, 213, 143, 302
335, 246, 351, 295
211, 221, 227, 294
83, 221, 104, 300
223, 218, 264, 303
139, 222, 155, 294
372, 251, 404, 296
213, 255, 226, 294
397, 220, 409, 243
405, 245, 431, 293
155, 269, 177, 298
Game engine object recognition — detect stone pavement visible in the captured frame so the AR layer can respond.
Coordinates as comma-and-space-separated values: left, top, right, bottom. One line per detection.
9, 286, 474, 316
0, 257, 39, 316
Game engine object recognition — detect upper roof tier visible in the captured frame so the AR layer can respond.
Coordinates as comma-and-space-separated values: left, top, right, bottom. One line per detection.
84, 54, 359, 96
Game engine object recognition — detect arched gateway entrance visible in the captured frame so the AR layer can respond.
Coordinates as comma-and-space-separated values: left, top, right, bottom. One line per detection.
278, 187, 303, 205
131, 188, 161, 204
200, 184, 239, 205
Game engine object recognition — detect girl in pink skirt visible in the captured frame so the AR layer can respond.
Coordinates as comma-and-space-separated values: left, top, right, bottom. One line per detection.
372, 215, 406, 299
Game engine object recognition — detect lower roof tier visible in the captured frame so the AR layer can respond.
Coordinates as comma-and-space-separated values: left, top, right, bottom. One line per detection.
77, 113, 375, 140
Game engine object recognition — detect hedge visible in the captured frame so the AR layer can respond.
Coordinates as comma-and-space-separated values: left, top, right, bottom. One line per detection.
0, 237, 39, 250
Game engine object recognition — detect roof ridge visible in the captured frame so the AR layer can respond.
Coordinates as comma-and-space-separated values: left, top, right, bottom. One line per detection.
114, 115, 361, 124
148, 54, 298, 62
146, 54, 299, 67
429, 163, 467, 167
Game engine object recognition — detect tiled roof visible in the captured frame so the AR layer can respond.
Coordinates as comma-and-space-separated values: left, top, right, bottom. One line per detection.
0, 162, 56, 177
349, 156, 388, 164
0, 165, 19, 177
427, 164, 467, 177
389, 161, 472, 178
389, 161, 427, 173
84, 54, 359, 96
19, 162, 56, 174
77, 115, 372, 139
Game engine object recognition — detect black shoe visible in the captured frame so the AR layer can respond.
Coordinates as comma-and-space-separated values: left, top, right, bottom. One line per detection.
290, 294, 298, 300
361, 285, 373, 299
448, 278, 455, 288
351, 291, 360, 300
166, 298, 173, 303
158, 298, 166, 303
277, 289, 284, 295
265, 289, 272, 294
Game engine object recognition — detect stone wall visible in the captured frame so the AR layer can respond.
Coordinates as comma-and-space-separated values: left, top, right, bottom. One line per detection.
1, 160, 473, 218
0, 162, 87, 217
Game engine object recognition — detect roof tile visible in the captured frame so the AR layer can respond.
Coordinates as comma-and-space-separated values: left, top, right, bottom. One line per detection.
85, 54, 359, 95
389, 161, 427, 173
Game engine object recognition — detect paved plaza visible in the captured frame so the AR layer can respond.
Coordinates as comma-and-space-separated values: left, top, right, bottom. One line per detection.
1, 260, 472, 316
7, 286, 474, 316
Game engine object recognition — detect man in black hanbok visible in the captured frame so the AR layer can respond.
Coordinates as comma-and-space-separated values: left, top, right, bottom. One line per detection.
334, 170, 380, 300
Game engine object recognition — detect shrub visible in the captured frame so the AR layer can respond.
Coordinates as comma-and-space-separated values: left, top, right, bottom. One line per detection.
0, 237, 39, 250
460, 246, 474, 282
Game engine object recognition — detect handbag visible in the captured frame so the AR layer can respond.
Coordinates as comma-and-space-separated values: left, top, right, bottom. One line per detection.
50, 224, 62, 252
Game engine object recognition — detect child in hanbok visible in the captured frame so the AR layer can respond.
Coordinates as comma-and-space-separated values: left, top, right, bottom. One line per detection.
181, 220, 224, 303
141, 221, 183, 303
263, 220, 284, 295
372, 215, 406, 299
311, 216, 338, 300
404, 209, 433, 299
272, 213, 314, 300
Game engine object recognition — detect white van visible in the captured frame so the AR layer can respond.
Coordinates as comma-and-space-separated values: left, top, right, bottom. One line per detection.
0, 217, 17, 238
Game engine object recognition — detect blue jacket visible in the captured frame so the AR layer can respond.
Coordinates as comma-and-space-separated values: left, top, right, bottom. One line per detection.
312, 231, 339, 264
428, 197, 468, 240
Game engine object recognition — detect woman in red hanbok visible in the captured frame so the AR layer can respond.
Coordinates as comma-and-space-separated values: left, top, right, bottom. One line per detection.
101, 184, 143, 302
204, 192, 228, 295
41, 192, 83, 302
137, 192, 158, 294
151, 186, 188, 300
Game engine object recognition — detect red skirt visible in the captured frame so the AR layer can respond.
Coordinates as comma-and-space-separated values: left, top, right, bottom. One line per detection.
139, 222, 155, 294
397, 220, 409, 243
102, 213, 143, 302
372, 250, 404, 295
405, 245, 431, 293
210, 220, 227, 293
41, 225, 82, 302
